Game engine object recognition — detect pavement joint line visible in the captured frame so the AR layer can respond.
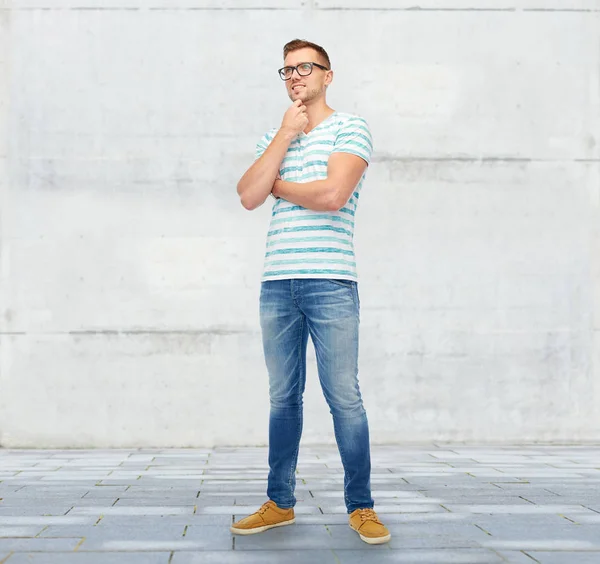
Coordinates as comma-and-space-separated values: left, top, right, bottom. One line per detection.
522, 551, 542, 563
73, 537, 85, 551
0, 552, 13, 564
35, 525, 49, 538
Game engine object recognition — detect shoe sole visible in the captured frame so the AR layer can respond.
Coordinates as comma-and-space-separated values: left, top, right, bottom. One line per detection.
350, 525, 391, 545
230, 518, 296, 535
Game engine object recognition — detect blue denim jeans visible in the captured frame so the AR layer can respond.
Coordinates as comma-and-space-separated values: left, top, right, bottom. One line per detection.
259, 278, 374, 514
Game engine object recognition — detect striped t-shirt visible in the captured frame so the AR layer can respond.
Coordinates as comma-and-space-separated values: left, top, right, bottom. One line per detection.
256, 111, 373, 282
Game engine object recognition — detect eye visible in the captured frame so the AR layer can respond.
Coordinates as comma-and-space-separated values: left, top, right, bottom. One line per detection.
299, 63, 312, 72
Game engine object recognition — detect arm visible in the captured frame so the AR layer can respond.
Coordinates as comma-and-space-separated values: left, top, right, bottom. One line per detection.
237, 129, 296, 211
237, 100, 308, 211
271, 152, 368, 212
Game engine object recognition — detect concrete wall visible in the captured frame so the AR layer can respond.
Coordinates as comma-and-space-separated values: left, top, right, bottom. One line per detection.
0, 0, 599, 447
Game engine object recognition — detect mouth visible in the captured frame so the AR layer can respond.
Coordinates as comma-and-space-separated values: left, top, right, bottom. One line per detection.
291, 84, 305, 92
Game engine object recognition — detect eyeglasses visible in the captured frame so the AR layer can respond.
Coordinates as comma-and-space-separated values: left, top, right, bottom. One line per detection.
278, 62, 330, 81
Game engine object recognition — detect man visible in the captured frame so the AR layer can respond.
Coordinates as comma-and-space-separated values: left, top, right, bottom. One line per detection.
232, 39, 390, 545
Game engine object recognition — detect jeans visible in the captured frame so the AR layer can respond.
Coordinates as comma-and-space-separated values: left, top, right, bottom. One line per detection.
259, 278, 374, 513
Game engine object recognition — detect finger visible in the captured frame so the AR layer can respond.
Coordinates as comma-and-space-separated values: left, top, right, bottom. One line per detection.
294, 99, 303, 107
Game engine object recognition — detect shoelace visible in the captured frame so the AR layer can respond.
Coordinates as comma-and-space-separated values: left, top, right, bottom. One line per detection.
357, 508, 382, 524
257, 501, 273, 515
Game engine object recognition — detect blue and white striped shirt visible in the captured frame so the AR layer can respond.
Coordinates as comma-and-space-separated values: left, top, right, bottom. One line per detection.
256, 111, 373, 282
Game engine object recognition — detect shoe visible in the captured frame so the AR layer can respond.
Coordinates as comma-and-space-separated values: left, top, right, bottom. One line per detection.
230, 500, 295, 535
349, 508, 391, 544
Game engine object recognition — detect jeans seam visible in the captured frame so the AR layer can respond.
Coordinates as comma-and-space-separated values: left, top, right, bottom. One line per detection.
333, 422, 350, 509
286, 314, 305, 496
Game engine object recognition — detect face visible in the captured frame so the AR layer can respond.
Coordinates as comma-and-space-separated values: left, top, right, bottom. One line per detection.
282, 48, 332, 104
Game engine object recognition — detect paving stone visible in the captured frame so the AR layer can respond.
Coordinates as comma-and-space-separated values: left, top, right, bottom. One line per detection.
0, 517, 95, 526
0, 526, 43, 537
385, 523, 490, 541
171, 549, 338, 563
40, 522, 185, 540
526, 552, 600, 563
78, 523, 230, 550
5, 553, 172, 563
112, 498, 196, 507
443, 504, 596, 514
68, 506, 193, 516
480, 539, 600, 550
0, 506, 75, 516
572, 514, 600, 523
68, 498, 120, 507
334, 548, 505, 563
0, 537, 83, 551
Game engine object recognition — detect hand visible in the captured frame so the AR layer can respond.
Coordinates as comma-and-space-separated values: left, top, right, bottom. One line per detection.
280, 99, 308, 137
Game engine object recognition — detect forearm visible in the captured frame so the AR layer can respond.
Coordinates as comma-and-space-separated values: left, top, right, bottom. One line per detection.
237, 129, 296, 210
272, 178, 338, 212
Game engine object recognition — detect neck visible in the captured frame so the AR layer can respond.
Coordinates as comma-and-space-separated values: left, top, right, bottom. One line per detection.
303, 101, 335, 134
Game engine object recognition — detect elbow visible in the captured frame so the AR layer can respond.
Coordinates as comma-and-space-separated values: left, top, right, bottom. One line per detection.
323, 188, 347, 212
238, 183, 259, 211
240, 195, 259, 211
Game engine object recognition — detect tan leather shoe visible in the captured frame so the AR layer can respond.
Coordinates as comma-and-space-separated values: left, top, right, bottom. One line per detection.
349, 508, 391, 544
230, 500, 295, 535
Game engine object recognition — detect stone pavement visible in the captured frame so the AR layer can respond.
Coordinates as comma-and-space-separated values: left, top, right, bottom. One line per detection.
0, 446, 599, 563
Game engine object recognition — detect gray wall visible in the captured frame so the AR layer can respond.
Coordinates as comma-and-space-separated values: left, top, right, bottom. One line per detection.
1, 0, 599, 447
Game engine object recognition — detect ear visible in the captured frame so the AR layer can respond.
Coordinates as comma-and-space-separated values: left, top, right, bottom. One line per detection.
325, 70, 334, 87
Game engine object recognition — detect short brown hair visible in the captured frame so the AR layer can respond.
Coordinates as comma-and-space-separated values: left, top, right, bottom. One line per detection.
283, 39, 331, 69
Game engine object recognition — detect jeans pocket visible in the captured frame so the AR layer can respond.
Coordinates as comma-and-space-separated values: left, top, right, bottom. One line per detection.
329, 279, 355, 289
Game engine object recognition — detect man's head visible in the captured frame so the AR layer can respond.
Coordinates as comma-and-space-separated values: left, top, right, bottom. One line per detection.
280, 39, 333, 104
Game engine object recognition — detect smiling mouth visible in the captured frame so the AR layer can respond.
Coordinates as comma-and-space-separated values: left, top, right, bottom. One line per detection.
292, 84, 305, 91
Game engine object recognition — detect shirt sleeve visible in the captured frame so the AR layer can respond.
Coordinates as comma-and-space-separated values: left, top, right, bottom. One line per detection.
255, 130, 275, 161
331, 117, 373, 165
